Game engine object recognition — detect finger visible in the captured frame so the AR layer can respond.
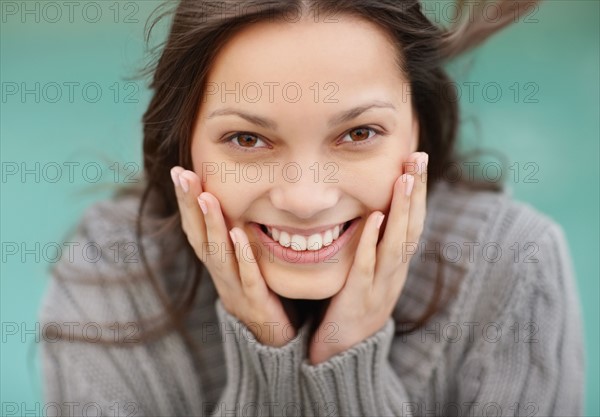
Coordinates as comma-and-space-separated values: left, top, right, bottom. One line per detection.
375, 173, 413, 275
229, 226, 268, 299
170, 166, 185, 201
198, 191, 239, 281
402, 152, 420, 177
173, 169, 207, 249
177, 169, 204, 211
171, 167, 203, 237
345, 211, 384, 293
407, 152, 428, 243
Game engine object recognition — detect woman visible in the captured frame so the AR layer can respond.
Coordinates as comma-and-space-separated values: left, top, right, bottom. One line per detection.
39, 1, 585, 416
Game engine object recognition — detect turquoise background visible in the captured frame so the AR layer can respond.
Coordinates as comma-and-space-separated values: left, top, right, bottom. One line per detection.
1, 0, 598, 415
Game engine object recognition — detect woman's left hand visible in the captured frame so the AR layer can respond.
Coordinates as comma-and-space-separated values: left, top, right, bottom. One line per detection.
308, 151, 429, 365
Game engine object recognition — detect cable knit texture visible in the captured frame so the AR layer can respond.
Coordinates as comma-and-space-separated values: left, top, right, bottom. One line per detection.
38, 180, 586, 417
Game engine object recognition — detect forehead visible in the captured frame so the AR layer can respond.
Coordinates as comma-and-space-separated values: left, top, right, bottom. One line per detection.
202, 14, 407, 106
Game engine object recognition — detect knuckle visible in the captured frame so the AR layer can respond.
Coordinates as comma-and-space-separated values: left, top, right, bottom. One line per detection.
241, 274, 258, 290
356, 259, 374, 276
407, 222, 424, 241
414, 224, 424, 238
211, 261, 226, 277
183, 194, 196, 208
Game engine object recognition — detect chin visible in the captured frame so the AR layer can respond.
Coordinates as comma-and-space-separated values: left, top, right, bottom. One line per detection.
261, 265, 348, 300
270, 284, 341, 300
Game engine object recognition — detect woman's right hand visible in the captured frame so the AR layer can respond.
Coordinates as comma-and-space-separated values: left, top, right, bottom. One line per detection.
170, 166, 296, 347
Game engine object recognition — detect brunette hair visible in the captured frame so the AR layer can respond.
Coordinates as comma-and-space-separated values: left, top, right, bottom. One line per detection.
47, 0, 540, 347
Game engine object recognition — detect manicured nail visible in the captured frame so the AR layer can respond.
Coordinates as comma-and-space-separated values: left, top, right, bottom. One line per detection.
405, 174, 415, 196
229, 229, 240, 262
197, 196, 208, 215
417, 153, 429, 175
170, 168, 180, 187
229, 229, 237, 245
179, 175, 189, 193
376, 213, 385, 230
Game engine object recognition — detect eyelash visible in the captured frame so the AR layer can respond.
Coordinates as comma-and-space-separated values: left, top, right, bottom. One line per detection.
221, 126, 384, 153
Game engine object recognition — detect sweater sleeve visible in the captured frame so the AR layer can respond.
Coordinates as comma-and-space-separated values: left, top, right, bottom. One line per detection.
212, 298, 313, 417
37, 197, 207, 417
299, 318, 414, 417
39, 272, 314, 417
38, 277, 173, 417
454, 222, 586, 417
37, 196, 321, 417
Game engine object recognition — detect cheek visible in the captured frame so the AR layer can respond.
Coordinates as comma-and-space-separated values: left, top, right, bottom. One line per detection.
196, 167, 271, 230
339, 156, 403, 210
355, 175, 397, 211
200, 177, 257, 226
190, 147, 248, 226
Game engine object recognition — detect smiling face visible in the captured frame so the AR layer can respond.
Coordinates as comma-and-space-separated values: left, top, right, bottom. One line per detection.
191, 13, 418, 300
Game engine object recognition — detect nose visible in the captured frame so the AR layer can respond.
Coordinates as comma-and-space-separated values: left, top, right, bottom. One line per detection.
269, 162, 341, 220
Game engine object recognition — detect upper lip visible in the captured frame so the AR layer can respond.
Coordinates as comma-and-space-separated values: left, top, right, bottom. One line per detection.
257, 217, 357, 236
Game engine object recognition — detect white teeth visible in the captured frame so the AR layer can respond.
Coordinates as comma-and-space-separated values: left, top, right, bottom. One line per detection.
333, 225, 340, 240
323, 229, 333, 246
265, 221, 350, 251
307, 233, 322, 251
290, 235, 307, 251
278, 231, 291, 247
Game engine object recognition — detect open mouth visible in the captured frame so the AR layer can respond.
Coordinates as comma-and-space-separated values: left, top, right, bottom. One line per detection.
256, 217, 360, 252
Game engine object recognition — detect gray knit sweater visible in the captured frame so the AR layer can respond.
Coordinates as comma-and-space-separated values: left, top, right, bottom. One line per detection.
38, 180, 585, 417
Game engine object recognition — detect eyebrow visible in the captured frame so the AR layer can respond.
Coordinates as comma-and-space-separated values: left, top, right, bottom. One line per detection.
206, 100, 397, 130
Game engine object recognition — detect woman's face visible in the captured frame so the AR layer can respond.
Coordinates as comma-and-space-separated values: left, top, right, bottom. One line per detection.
191, 14, 418, 300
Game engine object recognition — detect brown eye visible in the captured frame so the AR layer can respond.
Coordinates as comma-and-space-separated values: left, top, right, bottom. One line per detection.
340, 127, 378, 144
237, 134, 259, 147
226, 132, 269, 151
349, 128, 371, 141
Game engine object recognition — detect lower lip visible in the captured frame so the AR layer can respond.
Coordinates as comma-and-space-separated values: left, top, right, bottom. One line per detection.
251, 218, 360, 264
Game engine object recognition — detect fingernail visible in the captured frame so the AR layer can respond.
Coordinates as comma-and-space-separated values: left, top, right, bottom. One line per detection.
179, 175, 189, 193
417, 153, 429, 175
405, 174, 415, 196
376, 213, 385, 230
170, 168, 180, 187
229, 229, 237, 245
197, 196, 208, 215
